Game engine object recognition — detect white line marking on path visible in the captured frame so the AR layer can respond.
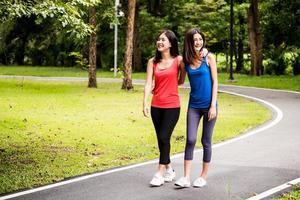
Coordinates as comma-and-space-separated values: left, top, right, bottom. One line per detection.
0, 83, 287, 200
246, 177, 300, 200
219, 84, 300, 95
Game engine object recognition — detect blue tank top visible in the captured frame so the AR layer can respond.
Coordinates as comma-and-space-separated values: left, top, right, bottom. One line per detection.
185, 56, 213, 109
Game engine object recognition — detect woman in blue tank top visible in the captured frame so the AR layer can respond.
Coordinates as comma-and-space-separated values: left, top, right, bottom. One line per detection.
175, 28, 218, 188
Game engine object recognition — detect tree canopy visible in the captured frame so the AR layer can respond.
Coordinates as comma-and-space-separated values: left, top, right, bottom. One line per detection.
0, 0, 299, 75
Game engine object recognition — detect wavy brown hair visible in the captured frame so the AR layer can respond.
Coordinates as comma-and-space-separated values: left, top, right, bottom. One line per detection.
183, 28, 206, 65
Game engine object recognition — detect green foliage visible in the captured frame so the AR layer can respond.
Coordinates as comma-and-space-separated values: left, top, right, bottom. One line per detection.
135, 0, 236, 69
264, 45, 287, 75
0, 0, 114, 66
292, 53, 300, 75
178, 0, 229, 45
0, 20, 15, 54
138, 7, 170, 60
260, 0, 300, 75
1, 0, 114, 42
263, 46, 300, 75
0, 1, 34, 19
261, 0, 300, 48
282, 47, 300, 76
69, 51, 88, 69
0, 0, 298, 74
1, 1, 87, 40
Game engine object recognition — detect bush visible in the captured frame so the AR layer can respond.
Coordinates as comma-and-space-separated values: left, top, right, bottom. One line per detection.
68, 52, 88, 70
292, 54, 300, 75
264, 45, 287, 75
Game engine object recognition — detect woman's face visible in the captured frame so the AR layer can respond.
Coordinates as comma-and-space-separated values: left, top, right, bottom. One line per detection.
193, 33, 203, 52
156, 33, 171, 52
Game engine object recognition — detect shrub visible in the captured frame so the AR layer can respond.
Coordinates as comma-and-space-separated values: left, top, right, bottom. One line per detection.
292, 54, 300, 75
264, 45, 287, 75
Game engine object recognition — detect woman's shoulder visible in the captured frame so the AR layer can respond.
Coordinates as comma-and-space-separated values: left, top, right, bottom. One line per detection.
177, 55, 183, 61
206, 52, 217, 69
176, 56, 184, 69
148, 57, 155, 65
148, 57, 155, 62
176, 55, 183, 65
206, 52, 215, 61
147, 57, 155, 69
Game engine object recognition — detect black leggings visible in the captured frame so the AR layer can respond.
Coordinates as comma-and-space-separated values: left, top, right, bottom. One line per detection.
151, 107, 180, 164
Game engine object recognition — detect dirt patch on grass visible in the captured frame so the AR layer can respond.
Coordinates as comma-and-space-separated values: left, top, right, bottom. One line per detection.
43, 144, 75, 153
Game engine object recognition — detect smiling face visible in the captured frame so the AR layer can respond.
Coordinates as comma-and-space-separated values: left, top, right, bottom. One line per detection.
183, 28, 206, 64
193, 33, 204, 52
156, 33, 172, 52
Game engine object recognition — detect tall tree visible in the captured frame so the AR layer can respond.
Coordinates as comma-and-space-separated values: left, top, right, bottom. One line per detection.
236, 15, 245, 72
132, 1, 142, 72
247, 0, 263, 76
235, 0, 247, 72
122, 0, 136, 90
88, 7, 97, 88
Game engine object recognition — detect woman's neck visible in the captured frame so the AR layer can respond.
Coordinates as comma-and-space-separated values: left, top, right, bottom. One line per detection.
191, 56, 202, 67
161, 51, 172, 60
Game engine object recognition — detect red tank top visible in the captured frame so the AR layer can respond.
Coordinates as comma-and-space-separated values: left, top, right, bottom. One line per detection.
151, 56, 180, 108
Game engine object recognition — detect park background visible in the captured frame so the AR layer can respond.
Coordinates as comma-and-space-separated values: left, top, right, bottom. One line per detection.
0, 0, 299, 199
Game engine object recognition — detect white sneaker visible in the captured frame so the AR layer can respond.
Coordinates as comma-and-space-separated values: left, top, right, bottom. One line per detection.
163, 168, 176, 182
150, 173, 164, 187
174, 177, 191, 188
193, 177, 207, 188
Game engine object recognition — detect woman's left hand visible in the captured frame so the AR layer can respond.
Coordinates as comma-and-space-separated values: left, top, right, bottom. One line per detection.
208, 106, 217, 121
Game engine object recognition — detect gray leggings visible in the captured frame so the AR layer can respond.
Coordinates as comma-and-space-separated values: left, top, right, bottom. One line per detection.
184, 107, 217, 162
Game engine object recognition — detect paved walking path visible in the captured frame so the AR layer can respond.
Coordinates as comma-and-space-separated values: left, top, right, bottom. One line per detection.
0, 76, 299, 200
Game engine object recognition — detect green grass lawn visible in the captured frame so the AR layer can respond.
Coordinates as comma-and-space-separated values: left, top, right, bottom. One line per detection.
0, 66, 95, 78
273, 185, 300, 200
218, 73, 300, 92
0, 66, 300, 91
0, 79, 271, 194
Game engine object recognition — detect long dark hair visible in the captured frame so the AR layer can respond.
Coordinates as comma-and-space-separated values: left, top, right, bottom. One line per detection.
183, 28, 206, 65
153, 29, 179, 64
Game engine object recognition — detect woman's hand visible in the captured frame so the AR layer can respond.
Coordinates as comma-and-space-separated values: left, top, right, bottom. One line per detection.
143, 104, 150, 117
208, 106, 217, 121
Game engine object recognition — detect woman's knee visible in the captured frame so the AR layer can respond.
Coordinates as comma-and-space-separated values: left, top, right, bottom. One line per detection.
186, 137, 196, 147
158, 135, 171, 145
201, 139, 211, 149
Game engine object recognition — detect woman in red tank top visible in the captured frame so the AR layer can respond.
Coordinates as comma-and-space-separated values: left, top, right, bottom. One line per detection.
143, 29, 185, 187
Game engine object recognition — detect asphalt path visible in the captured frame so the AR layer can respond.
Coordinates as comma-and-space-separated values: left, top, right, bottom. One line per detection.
0, 76, 299, 200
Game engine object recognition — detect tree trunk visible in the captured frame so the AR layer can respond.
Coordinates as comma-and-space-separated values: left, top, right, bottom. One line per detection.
225, 44, 229, 73
15, 40, 25, 65
132, 2, 142, 72
88, 7, 97, 88
236, 14, 245, 72
0, 53, 7, 65
122, 0, 136, 90
247, 0, 263, 76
